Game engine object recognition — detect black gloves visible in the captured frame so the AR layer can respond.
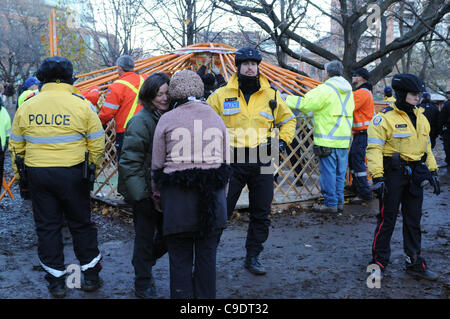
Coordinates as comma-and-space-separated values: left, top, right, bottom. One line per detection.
18, 181, 30, 200
372, 177, 387, 199
430, 171, 440, 195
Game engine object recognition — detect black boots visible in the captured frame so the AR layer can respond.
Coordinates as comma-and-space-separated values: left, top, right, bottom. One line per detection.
135, 285, 156, 299
245, 255, 266, 275
81, 277, 104, 292
81, 263, 103, 292
135, 274, 156, 299
405, 255, 438, 281
47, 276, 67, 299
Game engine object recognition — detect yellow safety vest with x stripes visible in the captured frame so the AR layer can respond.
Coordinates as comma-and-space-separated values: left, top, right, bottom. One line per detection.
285, 76, 355, 148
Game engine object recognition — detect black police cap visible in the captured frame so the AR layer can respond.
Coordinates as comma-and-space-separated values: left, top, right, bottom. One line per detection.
391, 73, 425, 93
36, 56, 73, 83
352, 68, 370, 81
234, 47, 262, 66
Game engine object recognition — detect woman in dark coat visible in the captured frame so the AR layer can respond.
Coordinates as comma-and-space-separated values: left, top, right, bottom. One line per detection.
151, 70, 230, 299
118, 72, 170, 299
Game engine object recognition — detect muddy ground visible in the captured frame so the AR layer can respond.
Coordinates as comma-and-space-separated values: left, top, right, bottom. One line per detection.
0, 140, 449, 301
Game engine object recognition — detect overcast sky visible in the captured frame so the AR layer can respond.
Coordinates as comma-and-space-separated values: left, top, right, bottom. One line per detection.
47, 0, 332, 53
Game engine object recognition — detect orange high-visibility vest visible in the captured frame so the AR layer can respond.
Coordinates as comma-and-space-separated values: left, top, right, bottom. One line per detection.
99, 72, 146, 133
352, 87, 375, 132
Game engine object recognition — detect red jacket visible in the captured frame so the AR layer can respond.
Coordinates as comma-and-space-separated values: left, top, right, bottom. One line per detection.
99, 72, 146, 133
352, 84, 375, 132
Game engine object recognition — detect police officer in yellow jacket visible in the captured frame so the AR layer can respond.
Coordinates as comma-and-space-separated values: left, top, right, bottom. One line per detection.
207, 47, 296, 275
367, 74, 440, 281
9, 56, 105, 297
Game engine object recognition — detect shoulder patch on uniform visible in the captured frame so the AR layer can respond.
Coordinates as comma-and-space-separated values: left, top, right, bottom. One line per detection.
380, 106, 393, 113
373, 115, 382, 126
72, 93, 86, 100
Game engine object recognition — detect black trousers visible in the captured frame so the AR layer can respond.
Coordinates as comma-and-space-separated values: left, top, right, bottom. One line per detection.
443, 130, 450, 165
132, 198, 167, 290
27, 165, 100, 282
227, 162, 273, 257
166, 232, 221, 299
371, 167, 423, 269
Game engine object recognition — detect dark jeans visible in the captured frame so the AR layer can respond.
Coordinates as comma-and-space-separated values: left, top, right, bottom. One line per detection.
27, 165, 100, 282
132, 198, 167, 290
226, 162, 273, 257
166, 232, 221, 299
349, 132, 372, 199
115, 132, 124, 163
371, 166, 423, 269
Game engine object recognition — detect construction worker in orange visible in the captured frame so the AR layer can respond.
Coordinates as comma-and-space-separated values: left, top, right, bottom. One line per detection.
98, 55, 146, 162
348, 68, 375, 204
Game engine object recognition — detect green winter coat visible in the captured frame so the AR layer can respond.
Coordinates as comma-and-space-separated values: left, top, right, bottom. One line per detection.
118, 108, 159, 202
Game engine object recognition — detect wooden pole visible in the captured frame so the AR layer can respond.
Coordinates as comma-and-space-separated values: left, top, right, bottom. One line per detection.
49, 8, 58, 56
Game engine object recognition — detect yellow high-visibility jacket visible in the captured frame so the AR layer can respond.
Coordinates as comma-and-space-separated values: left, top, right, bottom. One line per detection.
383, 96, 396, 105
285, 76, 355, 149
9, 83, 105, 177
367, 104, 438, 178
0, 107, 11, 151
18, 89, 39, 108
207, 73, 296, 148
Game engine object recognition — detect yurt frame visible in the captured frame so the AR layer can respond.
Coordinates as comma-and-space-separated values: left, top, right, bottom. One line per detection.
73, 43, 387, 208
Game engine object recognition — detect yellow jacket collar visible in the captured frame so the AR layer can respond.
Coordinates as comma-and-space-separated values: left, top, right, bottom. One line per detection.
41, 82, 76, 93
392, 103, 424, 115
227, 73, 272, 91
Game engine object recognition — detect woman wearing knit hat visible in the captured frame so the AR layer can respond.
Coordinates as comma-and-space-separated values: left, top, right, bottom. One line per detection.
118, 72, 170, 299
151, 69, 231, 299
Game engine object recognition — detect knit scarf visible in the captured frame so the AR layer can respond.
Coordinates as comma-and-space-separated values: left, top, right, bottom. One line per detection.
153, 108, 164, 120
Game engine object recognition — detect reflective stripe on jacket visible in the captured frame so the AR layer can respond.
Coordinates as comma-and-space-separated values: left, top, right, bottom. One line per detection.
9, 83, 105, 175
352, 87, 375, 132
207, 73, 296, 148
99, 72, 146, 133
367, 104, 438, 178
285, 76, 355, 148
81, 86, 101, 107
